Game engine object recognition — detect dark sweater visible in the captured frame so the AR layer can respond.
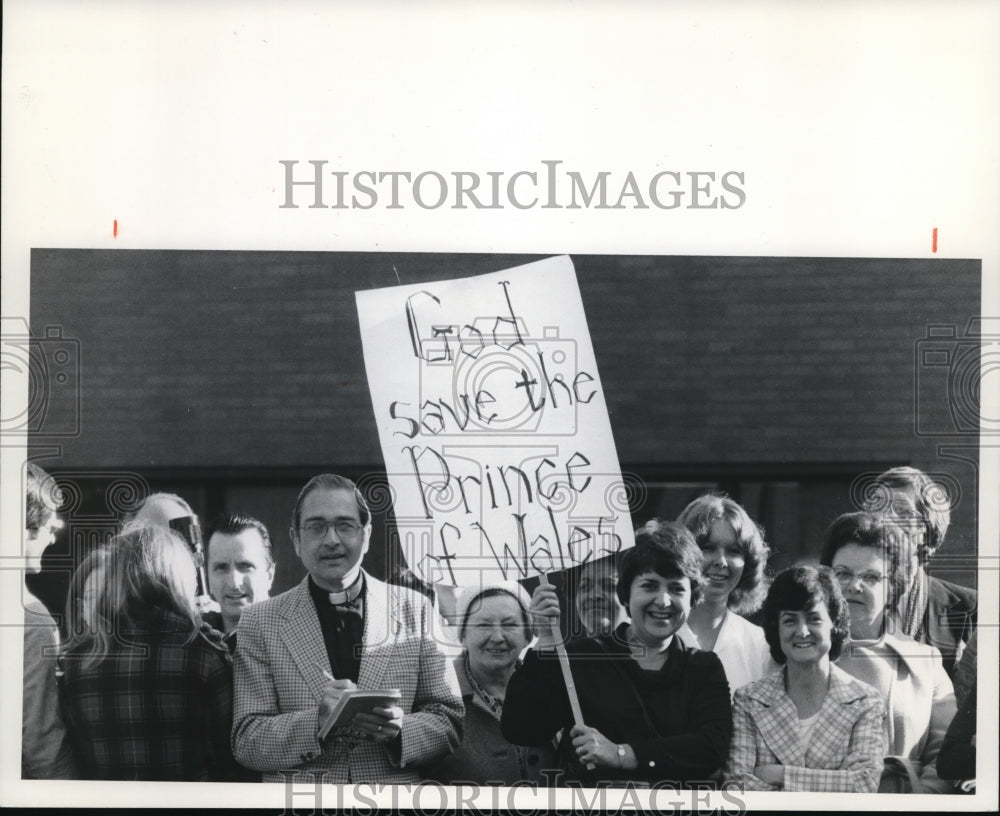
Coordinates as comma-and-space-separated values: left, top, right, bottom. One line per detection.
501, 626, 731, 786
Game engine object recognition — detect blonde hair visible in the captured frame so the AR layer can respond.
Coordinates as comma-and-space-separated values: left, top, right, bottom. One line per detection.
63, 521, 201, 668
677, 493, 770, 615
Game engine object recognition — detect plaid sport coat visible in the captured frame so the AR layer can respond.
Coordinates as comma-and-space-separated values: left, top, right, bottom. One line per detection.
724, 663, 886, 792
232, 573, 463, 783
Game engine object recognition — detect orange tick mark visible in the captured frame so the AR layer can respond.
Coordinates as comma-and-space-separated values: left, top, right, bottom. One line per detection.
932, 227, 937, 253
113, 219, 118, 238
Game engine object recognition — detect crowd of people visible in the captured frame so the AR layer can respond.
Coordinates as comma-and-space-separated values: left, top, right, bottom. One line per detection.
20, 463, 978, 794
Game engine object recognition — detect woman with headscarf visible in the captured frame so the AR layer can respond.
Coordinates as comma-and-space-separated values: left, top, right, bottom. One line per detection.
425, 581, 554, 784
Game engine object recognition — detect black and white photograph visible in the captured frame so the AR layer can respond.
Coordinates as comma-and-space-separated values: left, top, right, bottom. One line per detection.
11, 249, 990, 808
2, 3, 997, 813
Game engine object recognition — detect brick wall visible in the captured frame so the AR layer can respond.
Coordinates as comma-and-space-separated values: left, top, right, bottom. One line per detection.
27, 250, 981, 597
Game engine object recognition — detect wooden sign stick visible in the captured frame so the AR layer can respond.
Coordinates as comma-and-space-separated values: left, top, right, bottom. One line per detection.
538, 572, 595, 771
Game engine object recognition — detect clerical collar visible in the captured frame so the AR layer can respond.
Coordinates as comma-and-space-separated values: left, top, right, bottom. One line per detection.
326, 573, 364, 608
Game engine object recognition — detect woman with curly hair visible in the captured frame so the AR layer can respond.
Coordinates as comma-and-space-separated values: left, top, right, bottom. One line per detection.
677, 494, 775, 695
724, 565, 886, 792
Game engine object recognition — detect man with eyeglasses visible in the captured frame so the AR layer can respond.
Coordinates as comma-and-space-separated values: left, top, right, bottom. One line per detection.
22, 462, 78, 779
864, 466, 977, 679
232, 474, 463, 783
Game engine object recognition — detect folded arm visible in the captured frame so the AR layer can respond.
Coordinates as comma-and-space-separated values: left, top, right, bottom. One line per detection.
724, 690, 778, 791
782, 697, 887, 793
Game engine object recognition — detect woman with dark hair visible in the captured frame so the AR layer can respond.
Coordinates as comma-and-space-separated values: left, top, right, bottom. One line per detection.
426, 582, 554, 784
60, 522, 242, 781
820, 512, 956, 793
677, 494, 775, 695
501, 521, 732, 786
724, 565, 886, 792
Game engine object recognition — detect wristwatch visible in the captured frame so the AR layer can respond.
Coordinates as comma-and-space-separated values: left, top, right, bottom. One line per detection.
616, 744, 626, 768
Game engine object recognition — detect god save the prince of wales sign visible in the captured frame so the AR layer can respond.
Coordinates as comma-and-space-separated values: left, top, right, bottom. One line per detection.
356, 256, 634, 588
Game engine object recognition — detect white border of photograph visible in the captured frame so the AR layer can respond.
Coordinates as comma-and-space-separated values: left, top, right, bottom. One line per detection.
2, 2, 997, 812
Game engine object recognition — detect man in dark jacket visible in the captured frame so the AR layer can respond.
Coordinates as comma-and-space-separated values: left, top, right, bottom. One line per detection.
866, 466, 977, 678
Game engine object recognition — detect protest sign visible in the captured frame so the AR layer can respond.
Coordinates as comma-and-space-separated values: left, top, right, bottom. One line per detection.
356, 256, 634, 588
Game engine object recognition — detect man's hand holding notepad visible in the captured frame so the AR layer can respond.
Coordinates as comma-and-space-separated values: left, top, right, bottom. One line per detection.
318, 671, 403, 741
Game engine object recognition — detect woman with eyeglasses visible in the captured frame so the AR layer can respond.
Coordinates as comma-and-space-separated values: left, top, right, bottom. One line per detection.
724, 565, 886, 792
820, 512, 957, 794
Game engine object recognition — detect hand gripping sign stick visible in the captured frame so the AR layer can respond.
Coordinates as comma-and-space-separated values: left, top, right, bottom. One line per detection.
537, 573, 596, 771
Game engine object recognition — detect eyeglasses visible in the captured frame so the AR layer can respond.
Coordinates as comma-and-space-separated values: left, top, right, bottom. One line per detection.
832, 567, 886, 588
299, 519, 365, 540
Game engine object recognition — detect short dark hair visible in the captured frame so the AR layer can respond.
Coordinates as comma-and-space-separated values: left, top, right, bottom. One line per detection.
819, 511, 908, 608
616, 520, 704, 608
291, 474, 370, 531
25, 462, 59, 532
676, 493, 770, 615
761, 565, 851, 664
206, 512, 274, 568
866, 466, 950, 564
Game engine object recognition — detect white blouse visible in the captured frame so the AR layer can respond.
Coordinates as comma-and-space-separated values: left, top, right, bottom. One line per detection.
679, 611, 776, 696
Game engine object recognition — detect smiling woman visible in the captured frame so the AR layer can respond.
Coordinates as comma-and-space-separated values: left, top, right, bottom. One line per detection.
424, 582, 554, 785
676, 494, 775, 696
501, 520, 733, 787
724, 565, 886, 792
